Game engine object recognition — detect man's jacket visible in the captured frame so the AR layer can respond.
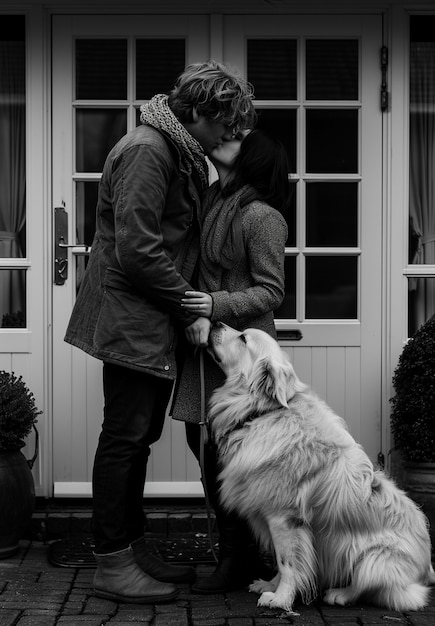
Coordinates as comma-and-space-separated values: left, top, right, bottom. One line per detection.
64, 124, 201, 379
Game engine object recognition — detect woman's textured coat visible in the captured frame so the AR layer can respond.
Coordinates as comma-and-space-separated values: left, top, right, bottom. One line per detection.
172, 182, 288, 422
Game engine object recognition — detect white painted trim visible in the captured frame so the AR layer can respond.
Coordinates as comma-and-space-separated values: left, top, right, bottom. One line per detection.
0, 330, 32, 353
54, 481, 205, 498
404, 265, 435, 277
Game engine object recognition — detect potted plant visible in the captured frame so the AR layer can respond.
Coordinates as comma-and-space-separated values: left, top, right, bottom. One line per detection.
390, 313, 435, 547
0, 370, 41, 557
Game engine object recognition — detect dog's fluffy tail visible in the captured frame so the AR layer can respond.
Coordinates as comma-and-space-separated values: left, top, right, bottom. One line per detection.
374, 583, 430, 612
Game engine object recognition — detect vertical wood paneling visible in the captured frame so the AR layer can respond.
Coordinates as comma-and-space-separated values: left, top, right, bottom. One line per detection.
282, 344, 364, 444
311, 347, 327, 399
344, 347, 361, 441
71, 349, 89, 481
326, 347, 346, 418
85, 356, 104, 479
0, 354, 12, 371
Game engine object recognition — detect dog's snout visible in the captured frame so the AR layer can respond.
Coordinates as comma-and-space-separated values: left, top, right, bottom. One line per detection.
210, 327, 223, 345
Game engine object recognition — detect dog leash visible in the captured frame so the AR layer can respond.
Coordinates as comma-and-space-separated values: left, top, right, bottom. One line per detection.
198, 348, 218, 563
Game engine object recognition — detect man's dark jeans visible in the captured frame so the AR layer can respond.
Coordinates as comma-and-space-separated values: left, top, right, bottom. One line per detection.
92, 362, 173, 554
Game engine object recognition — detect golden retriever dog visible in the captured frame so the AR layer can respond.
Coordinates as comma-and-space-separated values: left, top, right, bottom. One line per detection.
206, 322, 435, 614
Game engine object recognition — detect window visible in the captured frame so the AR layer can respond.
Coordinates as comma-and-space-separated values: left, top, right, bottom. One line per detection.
73, 37, 185, 292
248, 37, 360, 324
408, 16, 435, 336
0, 15, 26, 328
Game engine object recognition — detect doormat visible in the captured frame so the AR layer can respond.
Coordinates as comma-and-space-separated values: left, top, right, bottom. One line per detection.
47, 535, 218, 568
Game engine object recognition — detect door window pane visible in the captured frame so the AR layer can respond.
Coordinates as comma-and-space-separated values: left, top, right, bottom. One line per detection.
256, 108, 297, 172
284, 182, 297, 247
0, 270, 26, 327
408, 16, 435, 332
75, 182, 98, 293
275, 256, 296, 319
76, 109, 127, 172
306, 40, 359, 100
0, 16, 26, 328
408, 277, 435, 337
306, 109, 358, 173
306, 256, 357, 319
248, 39, 297, 100
136, 39, 185, 100
306, 182, 358, 247
0, 16, 26, 259
76, 182, 99, 246
76, 39, 127, 100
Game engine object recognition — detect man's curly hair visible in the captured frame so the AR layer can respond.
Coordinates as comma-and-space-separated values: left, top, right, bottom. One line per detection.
168, 60, 257, 130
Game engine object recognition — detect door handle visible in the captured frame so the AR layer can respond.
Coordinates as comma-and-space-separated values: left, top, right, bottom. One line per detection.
54, 206, 68, 285
54, 206, 91, 285
58, 239, 91, 255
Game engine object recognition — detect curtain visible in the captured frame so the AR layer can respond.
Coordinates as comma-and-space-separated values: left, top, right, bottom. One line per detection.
0, 40, 26, 327
409, 41, 435, 332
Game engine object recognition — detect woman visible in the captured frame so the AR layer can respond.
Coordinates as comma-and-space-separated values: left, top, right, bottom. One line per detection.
172, 128, 290, 593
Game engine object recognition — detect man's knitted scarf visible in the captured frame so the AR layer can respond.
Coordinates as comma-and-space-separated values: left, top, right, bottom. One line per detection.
140, 94, 209, 190
199, 181, 258, 292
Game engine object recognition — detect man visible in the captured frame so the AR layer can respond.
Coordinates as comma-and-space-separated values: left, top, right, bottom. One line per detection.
64, 60, 255, 604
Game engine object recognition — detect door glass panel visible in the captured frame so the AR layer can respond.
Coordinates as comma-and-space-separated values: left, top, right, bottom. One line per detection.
275, 256, 296, 319
247, 39, 297, 100
408, 16, 435, 333
408, 278, 435, 337
0, 270, 26, 327
306, 40, 359, 100
136, 39, 185, 100
0, 16, 26, 259
0, 16, 26, 328
76, 182, 99, 246
75, 182, 99, 293
256, 108, 297, 172
284, 183, 297, 247
306, 182, 358, 247
306, 109, 358, 173
247, 33, 361, 324
306, 256, 357, 319
76, 39, 127, 100
76, 109, 127, 171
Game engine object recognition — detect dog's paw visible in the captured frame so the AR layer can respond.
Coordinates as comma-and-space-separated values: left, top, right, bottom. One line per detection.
249, 578, 276, 594
257, 591, 298, 614
323, 587, 353, 606
257, 591, 276, 607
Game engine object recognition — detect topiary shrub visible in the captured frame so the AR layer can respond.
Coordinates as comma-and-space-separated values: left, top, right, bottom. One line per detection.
0, 371, 41, 452
390, 314, 435, 463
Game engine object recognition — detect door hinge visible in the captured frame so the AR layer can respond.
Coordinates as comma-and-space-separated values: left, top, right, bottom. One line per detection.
380, 45, 389, 112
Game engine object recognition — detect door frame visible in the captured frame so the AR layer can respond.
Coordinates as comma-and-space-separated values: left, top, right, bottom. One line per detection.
5, 2, 413, 496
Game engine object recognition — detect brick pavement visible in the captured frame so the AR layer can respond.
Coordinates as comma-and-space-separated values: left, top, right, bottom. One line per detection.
1, 540, 435, 626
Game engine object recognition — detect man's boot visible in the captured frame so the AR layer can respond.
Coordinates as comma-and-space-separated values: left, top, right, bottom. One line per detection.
131, 536, 196, 583
93, 546, 179, 603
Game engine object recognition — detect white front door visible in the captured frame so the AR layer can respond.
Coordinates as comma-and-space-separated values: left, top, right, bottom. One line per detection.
51, 14, 209, 497
223, 14, 383, 461
52, 12, 384, 497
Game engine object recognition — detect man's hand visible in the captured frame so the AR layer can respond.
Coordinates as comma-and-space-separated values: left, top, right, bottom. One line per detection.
185, 317, 211, 347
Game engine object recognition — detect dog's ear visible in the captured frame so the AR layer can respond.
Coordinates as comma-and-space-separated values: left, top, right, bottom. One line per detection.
283, 359, 306, 401
248, 356, 304, 408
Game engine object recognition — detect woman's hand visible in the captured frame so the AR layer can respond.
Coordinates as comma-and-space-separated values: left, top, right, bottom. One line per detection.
181, 291, 213, 318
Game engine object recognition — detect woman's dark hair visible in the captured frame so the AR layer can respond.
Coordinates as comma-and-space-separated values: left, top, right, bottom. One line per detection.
223, 129, 292, 213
